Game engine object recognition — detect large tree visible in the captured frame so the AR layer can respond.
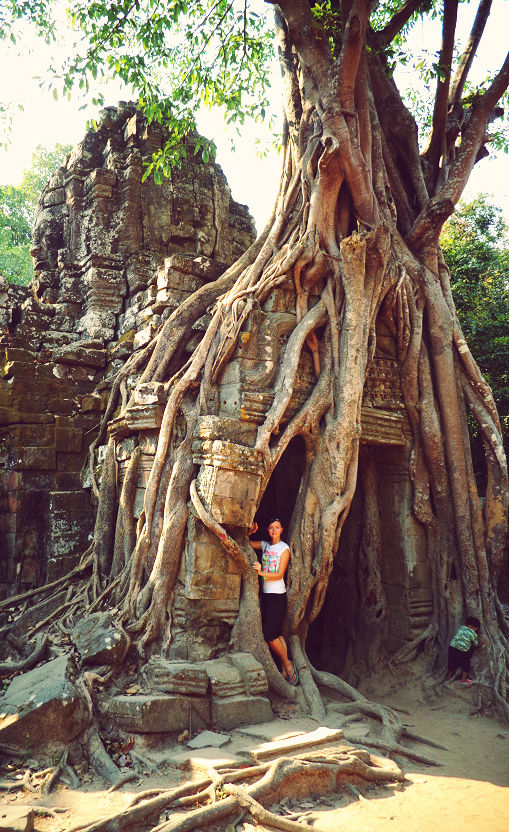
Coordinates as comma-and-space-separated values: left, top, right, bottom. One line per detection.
2, 0, 509, 721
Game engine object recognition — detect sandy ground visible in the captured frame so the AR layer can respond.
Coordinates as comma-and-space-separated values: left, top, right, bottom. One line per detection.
1, 670, 508, 832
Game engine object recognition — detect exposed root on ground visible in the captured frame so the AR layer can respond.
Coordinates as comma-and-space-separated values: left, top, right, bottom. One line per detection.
0, 634, 49, 678
65, 748, 404, 832
310, 663, 443, 765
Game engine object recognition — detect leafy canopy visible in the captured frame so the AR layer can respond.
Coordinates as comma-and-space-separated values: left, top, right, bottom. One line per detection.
3, 0, 506, 180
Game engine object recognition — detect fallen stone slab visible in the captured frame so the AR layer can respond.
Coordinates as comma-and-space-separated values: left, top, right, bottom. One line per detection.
235, 717, 319, 742
165, 745, 243, 773
211, 695, 273, 731
105, 694, 209, 733
0, 654, 90, 747
72, 612, 129, 666
0, 807, 34, 832
187, 730, 230, 749
248, 727, 345, 762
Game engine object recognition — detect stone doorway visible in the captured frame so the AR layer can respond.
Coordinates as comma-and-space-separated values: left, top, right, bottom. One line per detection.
306, 442, 433, 678
253, 435, 306, 540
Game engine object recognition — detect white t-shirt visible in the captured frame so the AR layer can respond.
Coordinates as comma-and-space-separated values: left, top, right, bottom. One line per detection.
260, 540, 289, 594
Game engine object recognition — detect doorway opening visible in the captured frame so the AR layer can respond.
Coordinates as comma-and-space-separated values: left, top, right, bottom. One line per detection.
253, 435, 306, 539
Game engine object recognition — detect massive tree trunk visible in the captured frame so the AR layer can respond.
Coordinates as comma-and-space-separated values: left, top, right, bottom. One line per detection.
25, 1, 509, 717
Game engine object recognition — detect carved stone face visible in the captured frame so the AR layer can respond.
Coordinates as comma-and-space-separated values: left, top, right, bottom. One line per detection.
30, 208, 65, 274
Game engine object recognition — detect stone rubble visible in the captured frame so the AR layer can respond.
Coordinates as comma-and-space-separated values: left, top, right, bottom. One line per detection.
0, 654, 90, 747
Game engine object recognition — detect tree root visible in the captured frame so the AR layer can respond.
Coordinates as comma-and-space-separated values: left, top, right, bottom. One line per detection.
311, 664, 443, 763
343, 735, 442, 767
0, 554, 92, 613
0, 634, 48, 678
31, 806, 70, 819
44, 748, 70, 795
223, 783, 315, 832
64, 749, 403, 832
84, 728, 121, 786
107, 772, 139, 793
151, 750, 403, 832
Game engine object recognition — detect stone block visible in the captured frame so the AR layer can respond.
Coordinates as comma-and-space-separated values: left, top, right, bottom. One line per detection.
51, 472, 83, 490
115, 436, 138, 461
49, 490, 91, 513
184, 571, 241, 602
72, 611, 129, 666
55, 425, 83, 453
106, 694, 209, 733
133, 325, 154, 349
360, 407, 405, 446
143, 659, 209, 696
56, 451, 87, 472
194, 442, 264, 528
187, 730, 229, 749
9, 424, 55, 448
47, 396, 78, 415
52, 345, 107, 368
0, 407, 20, 426
0, 655, 89, 746
81, 393, 107, 413
229, 653, 268, 696
134, 382, 166, 406
139, 431, 159, 455
1, 361, 35, 381
201, 659, 245, 697
9, 447, 56, 471
195, 415, 257, 447
211, 695, 273, 731
123, 404, 163, 432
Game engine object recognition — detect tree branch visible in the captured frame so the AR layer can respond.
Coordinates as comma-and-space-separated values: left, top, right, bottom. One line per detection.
375, 0, 430, 47
338, 0, 371, 112
439, 49, 509, 206
409, 50, 509, 244
421, 0, 459, 194
449, 0, 492, 105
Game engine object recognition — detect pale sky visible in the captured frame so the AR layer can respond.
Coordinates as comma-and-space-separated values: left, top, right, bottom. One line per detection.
0, 1, 508, 232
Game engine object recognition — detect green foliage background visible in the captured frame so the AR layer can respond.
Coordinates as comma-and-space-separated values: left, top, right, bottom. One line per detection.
0, 143, 71, 284
442, 195, 509, 485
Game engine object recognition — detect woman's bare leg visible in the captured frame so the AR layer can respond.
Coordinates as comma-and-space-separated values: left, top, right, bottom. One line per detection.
268, 635, 293, 678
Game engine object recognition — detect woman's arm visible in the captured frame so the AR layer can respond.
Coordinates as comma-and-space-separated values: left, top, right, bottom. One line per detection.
253, 547, 290, 581
248, 521, 262, 550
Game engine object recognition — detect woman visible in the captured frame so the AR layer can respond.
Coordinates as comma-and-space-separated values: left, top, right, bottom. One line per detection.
248, 517, 299, 685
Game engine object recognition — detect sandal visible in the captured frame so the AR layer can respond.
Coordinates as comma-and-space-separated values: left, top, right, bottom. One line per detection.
288, 663, 299, 686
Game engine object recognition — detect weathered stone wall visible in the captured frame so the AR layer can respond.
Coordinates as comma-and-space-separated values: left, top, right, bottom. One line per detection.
0, 102, 255, 599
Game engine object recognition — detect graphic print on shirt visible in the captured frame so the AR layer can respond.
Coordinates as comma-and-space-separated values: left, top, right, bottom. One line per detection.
262, 548, 280, 574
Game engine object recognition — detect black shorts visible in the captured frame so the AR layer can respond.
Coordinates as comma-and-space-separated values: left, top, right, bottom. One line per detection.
261, 592, 287, 642
448, 645, 473, 673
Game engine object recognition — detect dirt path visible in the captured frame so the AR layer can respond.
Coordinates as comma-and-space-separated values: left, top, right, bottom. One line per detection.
312, 675, 509, 832
1, 673, 507, 832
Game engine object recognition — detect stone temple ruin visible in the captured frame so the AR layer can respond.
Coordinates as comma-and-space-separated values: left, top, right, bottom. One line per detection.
0, 103, 433, 712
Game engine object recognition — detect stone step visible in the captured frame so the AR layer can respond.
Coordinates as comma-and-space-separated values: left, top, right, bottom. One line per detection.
105, 694, 209, 733
248, 727, 345, 763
